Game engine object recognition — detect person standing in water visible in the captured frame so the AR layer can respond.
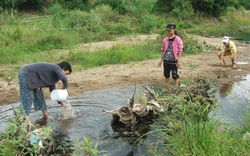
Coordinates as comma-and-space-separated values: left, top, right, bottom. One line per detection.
217, 36, 237, 68
158, 23, 183, 90
18, 61, 72, 119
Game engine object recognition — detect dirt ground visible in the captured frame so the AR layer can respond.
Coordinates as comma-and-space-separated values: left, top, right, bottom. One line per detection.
1, 34, 250, 105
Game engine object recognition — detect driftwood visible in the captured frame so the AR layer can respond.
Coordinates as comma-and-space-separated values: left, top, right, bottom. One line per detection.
102, 85, 163, 132
102, 78, 217, 136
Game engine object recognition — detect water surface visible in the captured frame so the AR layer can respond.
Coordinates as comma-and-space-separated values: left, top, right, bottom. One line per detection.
0, 84, 160, 156
211, 75, 250, 126
1, 76, 250, 155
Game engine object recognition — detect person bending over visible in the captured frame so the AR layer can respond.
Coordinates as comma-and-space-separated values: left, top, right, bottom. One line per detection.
218, 36, 237, 68
18, 61, 72, 119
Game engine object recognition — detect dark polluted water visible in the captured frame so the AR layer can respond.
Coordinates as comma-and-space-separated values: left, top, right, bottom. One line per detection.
1, 75, 250, 155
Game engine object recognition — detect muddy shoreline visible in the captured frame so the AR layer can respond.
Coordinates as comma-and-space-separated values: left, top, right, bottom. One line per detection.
0, 35, 250, 105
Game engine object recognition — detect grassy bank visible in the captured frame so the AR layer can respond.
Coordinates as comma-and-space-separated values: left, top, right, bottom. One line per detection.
143, 80, 250, 156
0, 6, 250, 81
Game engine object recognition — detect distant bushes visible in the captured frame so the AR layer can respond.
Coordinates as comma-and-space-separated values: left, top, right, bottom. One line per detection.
1, 0, 250, 20
153, 0, 246, 18
1, 0, 250, 24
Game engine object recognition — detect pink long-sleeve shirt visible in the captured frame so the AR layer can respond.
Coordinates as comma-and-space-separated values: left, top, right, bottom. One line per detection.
161, 36, 183, 61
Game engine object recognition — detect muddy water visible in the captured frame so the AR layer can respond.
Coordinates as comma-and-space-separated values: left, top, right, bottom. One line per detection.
1, 76, 250, 155
0, 84, 162, 156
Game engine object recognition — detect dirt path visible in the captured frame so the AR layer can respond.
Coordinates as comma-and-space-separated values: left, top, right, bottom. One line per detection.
1, 34, 250, 105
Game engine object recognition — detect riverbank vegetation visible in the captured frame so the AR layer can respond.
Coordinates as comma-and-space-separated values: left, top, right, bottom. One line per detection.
1, 0, 250, 80
145, 82, 250, 155
1, 0, 250, 155
0, 107, 105, 155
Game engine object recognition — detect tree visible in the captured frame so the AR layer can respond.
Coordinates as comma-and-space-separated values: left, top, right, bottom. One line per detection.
153, 0, 239, 18
2, 0, 27, 18
190, 0, 235, 17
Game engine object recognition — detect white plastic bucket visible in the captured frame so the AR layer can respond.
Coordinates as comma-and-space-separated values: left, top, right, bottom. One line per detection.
50, 89, 68, 101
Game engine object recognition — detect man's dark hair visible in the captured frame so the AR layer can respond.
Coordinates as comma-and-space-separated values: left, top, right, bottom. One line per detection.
58, 61, 72, 74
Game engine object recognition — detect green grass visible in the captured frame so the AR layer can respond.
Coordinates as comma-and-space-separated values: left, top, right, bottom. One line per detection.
144, 78, 250, 156
66, 40, 160, 68
0, 7, 249, 80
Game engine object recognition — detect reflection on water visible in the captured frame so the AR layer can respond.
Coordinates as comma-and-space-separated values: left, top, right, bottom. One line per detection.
211, 75, 250, 126
1, 76, 250, 154
218, 83, 233, 97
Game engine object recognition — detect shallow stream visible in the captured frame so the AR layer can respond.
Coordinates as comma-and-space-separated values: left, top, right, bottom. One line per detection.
1, 75, 250, 155
210, 74, 250, 126
0, 84, 161, 155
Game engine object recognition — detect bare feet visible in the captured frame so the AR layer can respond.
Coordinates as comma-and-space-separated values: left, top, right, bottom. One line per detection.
220, 62, 226, 66
36, 117, 48, 126
42, 110, 48, 119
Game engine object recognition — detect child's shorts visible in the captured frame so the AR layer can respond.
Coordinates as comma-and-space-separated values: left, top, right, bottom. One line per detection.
223, 50, 237, 56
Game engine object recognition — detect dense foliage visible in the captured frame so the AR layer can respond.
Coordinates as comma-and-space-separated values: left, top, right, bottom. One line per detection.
0, 0, 250, 18
0, 0, 249, 79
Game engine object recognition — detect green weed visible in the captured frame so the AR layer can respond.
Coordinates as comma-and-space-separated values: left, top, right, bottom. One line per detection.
73, 136, 107, 156
145, 78, 250, 156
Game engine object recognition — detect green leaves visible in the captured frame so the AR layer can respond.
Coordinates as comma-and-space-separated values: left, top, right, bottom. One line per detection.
73, 136, 107, 156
